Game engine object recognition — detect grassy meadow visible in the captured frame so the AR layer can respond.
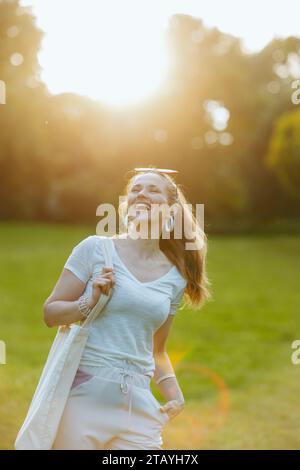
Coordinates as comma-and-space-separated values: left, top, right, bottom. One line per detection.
0, 222, 299, 450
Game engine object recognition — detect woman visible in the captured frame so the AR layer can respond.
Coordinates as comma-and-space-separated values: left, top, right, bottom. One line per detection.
44, 167, 211, 450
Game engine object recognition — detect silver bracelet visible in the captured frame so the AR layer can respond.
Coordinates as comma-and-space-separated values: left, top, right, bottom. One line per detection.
155, 373, 176, 385
77, 294, 93, 319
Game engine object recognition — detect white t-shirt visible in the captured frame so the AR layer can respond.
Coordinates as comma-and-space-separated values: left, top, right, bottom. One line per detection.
63, 235, 187, 377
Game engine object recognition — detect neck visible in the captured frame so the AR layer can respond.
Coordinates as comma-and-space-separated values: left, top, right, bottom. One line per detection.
119, 232, 162, 260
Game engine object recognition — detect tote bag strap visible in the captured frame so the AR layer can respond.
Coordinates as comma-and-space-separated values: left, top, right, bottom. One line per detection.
81, 236, 114, 329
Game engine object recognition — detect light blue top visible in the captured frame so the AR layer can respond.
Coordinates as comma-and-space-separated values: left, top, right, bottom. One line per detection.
64, 235, 187, 377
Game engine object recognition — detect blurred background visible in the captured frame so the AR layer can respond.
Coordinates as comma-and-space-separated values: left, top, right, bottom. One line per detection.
0, 0, 299, 450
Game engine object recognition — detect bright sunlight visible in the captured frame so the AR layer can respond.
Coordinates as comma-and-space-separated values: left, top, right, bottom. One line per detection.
21, 0, 300, 108
22, 0, 169, 107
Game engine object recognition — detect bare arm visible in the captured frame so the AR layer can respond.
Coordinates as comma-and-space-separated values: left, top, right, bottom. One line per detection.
43, 267, 115, 328
153, 315, 185, 404
43, 269, 89, 328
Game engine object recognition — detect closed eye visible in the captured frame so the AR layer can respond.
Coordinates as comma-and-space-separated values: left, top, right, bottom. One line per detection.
131, 187, 160, 193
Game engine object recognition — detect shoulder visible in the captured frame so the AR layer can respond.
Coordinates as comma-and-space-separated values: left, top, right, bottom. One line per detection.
66, 234, 111, 266
64, 235, 100, 282
168, 269, 187, 314
73, 235, 98, 251
86, 234, 114, 261
92, 234, 113, 249
171, 267, 188, 295
68, 234, 106, 259
78, 234, 111, 246
78, 234, 114, 253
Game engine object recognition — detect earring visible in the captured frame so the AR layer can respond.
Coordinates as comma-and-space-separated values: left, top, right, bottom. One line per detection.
164, 215, 174, 233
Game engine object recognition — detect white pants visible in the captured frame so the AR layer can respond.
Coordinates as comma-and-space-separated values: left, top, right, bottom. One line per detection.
52, 358, 170, 450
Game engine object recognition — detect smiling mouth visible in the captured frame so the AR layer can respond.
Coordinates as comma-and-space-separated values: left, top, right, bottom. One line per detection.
132, 202, 152, 211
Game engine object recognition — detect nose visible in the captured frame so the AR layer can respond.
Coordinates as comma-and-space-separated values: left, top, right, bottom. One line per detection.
132, 190, 151, 205
136, 188, 148, 197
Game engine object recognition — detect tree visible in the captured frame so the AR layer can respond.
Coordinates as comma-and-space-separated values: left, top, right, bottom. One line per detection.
266, 108, 300, 200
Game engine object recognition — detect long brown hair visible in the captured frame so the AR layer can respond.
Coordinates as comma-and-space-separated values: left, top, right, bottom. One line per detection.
118, 166, 212, 311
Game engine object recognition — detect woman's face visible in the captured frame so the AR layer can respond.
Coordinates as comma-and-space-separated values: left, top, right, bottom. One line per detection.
126, 173, 171, 237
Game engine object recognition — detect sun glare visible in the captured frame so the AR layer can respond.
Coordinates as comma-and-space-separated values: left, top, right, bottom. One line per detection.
21, 0, 299, 107
23, 0, 169, 107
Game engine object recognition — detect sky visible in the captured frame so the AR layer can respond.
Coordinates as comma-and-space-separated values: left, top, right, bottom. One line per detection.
20, 0, 300, 106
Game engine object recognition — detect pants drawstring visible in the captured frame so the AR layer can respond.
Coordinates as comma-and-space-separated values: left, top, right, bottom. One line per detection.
119, 369, 135, 430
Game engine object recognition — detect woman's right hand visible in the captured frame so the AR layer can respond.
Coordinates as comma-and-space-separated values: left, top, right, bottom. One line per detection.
88, 267, 115, 309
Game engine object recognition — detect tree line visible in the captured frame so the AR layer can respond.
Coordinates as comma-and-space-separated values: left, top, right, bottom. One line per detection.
1, 1, 300, 231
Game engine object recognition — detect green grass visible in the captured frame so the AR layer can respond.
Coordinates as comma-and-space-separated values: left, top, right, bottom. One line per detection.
0, 221, 299, 449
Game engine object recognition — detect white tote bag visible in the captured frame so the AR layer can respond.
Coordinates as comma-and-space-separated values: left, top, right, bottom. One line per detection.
14, 236, 114, 450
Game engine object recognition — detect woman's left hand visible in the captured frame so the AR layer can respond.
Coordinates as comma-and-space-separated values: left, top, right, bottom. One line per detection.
159, 399, 185, 420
